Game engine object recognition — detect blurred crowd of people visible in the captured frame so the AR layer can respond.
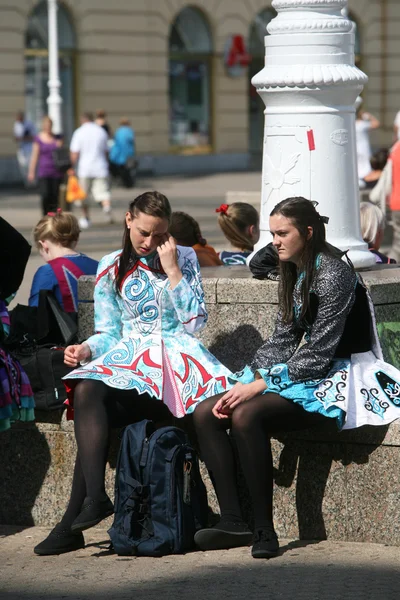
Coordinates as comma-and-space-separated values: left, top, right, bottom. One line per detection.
13, 109, 137, 230
13, 99, 400, 266
354, 97, 400, 264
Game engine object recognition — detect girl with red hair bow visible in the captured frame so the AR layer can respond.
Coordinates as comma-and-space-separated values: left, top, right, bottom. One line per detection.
216, 202, 260, 265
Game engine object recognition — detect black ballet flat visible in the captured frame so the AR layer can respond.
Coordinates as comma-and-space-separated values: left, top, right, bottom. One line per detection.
34, 523, 85, 556
194, 520, 253, 551
70, 496, 114, 533
251, 526, 279, 559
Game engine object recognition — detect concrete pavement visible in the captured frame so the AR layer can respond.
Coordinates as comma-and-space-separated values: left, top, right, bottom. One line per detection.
1, 526, 400, 599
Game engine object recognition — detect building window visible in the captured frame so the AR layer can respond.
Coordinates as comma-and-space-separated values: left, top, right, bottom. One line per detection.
248, 7, 276, 154
25, 1, 76, 140
169, 7, 213, 153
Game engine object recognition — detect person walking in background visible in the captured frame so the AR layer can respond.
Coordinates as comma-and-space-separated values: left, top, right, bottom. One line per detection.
393, 109, 400, 142
360, 201, 395, 264
360, 148, 389, 191
386, 139, 400, 262
69, 112, 114, 229
169, 211, 222, 267
216, 202, 260, 265
27, 116, 64, 215
95, 109, 112, 138
109, 117, 136, 188
368, 139, 400, 261
355, 98, 380, 182
29, 211, 98, 314
13, 110, 36, 185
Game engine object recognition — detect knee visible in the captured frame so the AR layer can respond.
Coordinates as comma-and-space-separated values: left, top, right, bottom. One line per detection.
231, 402, 257, 436
192, 397, 217, 430
73, 380, 97, 411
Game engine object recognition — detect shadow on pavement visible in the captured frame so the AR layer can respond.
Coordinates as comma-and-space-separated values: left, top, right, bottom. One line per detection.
2, 559, 400, 600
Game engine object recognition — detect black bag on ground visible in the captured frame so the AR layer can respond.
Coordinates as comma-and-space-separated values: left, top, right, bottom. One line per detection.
108, 419, 209, 556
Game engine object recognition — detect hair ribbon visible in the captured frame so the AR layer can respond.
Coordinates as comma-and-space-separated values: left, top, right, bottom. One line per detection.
47, 208, 62, 216
216, 203, 229, 215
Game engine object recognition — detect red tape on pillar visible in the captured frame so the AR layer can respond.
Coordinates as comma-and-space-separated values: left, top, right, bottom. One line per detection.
307, 129, 315, 151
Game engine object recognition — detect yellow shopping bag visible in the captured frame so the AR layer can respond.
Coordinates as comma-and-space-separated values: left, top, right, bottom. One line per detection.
66, 175, 87, 203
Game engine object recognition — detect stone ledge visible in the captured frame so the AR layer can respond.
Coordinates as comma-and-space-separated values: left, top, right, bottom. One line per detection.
2, 421, 399, 545
21, 411, 400, 448
78, 265, 400, 306
361, 268, 400, 305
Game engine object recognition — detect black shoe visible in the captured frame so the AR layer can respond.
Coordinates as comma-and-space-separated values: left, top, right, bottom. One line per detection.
34, 523, 85, 556
251, 526, 279, 559
71, 496, 114, 533
194, 520, 253, 551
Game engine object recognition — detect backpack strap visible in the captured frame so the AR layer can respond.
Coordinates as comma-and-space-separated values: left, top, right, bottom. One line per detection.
48, 257, 85, 313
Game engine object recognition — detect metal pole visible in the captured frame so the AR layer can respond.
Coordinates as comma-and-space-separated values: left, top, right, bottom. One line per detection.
47, 0, 62, 134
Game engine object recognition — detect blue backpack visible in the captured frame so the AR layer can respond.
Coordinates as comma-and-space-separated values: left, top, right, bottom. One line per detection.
108, 419, 209, 556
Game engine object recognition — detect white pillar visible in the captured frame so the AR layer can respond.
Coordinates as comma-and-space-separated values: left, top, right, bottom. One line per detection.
47, 0, 62, 135
253, 0, 375, 268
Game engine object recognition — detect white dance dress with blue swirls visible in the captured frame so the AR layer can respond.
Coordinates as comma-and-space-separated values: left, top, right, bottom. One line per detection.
64, 247, 231, 418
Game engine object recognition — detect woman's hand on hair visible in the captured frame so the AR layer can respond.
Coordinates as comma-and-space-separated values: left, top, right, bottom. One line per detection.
212, 380, 267, 418
157, 234, 182, 288
64, 343, 91, 367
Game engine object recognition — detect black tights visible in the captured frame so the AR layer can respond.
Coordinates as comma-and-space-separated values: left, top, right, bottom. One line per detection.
61, 379, 172, 527
193, 393, 326, 530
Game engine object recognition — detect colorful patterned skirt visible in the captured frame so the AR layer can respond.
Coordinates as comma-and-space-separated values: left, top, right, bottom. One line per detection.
0, 346, 35, 432
232, 351, 400, 430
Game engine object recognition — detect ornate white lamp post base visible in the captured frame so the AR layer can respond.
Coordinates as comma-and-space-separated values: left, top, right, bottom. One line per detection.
253, 0, 375, 268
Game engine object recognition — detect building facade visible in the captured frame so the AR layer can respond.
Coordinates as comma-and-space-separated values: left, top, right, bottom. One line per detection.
0, 0, 398, 183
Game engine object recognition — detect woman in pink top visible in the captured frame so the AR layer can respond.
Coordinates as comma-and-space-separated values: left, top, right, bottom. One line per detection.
28, 116, 64, 215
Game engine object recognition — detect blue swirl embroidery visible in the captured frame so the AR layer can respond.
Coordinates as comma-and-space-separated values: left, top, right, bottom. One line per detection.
103, 338, 137, 366
181, 256, 205, 305
124, 270, 159, 334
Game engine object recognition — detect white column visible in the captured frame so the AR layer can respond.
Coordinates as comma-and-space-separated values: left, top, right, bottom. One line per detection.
253, 0, 375, 268
47, 0, 62, 135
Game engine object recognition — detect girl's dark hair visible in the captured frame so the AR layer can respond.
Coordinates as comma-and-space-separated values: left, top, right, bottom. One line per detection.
116, 191, 171, 292
370, 148, 388, 171
217, 202, 259, 252
169, 211, 207, 247
270, 197, 332, 323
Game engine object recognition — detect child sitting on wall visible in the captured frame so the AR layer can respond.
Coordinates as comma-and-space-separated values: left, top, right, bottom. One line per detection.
169, 211, 222, 267
216, 202, 260, 265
